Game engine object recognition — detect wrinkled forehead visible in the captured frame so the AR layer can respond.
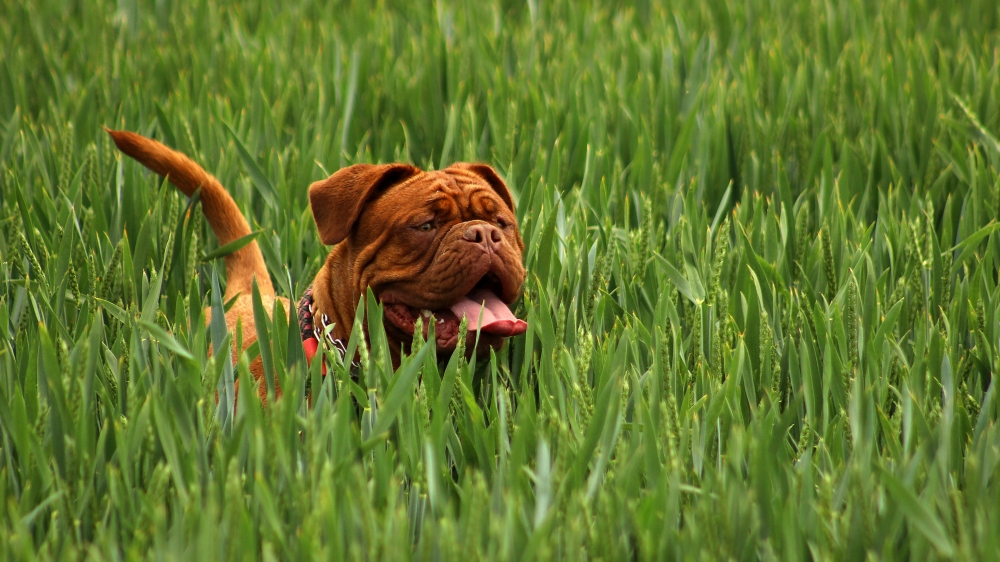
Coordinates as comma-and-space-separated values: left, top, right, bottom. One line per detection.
369, 170, 504, 216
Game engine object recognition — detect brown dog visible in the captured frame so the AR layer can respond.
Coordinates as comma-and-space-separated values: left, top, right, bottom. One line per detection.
106, 129, 527, 402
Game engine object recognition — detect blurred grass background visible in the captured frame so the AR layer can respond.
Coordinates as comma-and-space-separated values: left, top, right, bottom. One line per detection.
2, 0, 1000, 559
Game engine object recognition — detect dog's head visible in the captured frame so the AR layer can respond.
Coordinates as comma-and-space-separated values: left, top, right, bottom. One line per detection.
309, 162, 527, 356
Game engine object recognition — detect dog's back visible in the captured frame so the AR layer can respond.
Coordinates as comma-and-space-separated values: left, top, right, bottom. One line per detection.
107, 128, 287, 402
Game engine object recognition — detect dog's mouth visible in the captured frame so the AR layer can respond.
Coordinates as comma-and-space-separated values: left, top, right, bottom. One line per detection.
380, 273, 528, 350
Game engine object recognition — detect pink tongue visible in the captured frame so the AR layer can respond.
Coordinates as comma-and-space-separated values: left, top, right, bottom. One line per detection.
448, 289, 528, 336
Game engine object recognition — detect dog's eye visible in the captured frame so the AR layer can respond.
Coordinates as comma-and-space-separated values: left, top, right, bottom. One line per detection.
417, 221, 434, 232
496, 217, 509, 229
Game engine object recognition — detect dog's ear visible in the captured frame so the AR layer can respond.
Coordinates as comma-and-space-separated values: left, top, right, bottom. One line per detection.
309, 163, 421, 245
447, 163, 516, 212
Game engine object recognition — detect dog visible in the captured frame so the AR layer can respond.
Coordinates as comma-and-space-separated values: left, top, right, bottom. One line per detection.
106, 128, 527, 403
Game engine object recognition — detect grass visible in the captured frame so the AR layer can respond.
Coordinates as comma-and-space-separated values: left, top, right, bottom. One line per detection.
2, 0, 1000, 559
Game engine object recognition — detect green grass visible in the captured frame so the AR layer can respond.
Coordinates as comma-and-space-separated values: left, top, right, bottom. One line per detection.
3, 0, 1000, 559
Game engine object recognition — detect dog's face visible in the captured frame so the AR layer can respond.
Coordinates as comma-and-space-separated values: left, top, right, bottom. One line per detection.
309, 163, 527, 355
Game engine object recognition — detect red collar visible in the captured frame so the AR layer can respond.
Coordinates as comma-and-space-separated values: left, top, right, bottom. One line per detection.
297, 285, 347, 375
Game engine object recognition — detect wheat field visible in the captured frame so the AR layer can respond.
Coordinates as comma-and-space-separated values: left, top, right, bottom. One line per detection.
2, 0, 1000, 559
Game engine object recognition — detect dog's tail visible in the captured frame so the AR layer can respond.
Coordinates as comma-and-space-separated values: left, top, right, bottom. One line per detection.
105, 128, 273, 299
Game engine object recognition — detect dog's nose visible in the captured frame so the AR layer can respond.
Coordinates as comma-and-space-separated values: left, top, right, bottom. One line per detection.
463, 223, 502, 250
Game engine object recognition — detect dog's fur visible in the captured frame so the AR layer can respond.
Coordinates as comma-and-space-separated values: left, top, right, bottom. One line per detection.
106, 129, 526, 403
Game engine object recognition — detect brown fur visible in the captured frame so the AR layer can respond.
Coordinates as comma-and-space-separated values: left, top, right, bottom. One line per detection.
106, 128, 525, 404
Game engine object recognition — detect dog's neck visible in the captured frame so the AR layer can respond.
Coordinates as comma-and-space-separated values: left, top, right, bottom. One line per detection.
310, 247, 355, 343
310, 245, 405, 368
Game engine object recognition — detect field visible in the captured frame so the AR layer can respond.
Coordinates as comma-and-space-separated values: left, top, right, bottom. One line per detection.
3, 0, 1000, 559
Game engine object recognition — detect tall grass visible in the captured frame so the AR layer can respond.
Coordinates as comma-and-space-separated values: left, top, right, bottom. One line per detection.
2, 0, 1000, 558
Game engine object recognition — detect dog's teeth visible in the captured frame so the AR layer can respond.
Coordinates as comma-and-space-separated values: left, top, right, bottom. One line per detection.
421, 309, 433, 318
437, 318, 444, 325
